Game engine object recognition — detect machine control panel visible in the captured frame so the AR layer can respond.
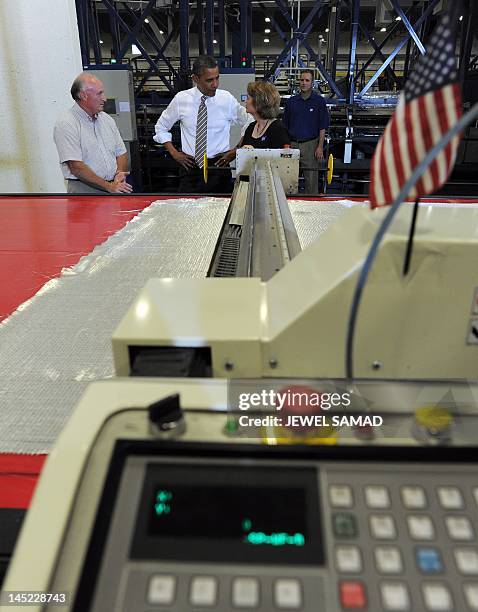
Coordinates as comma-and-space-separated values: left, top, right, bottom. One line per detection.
79, 450, 478, 612
6, 380, 478, 612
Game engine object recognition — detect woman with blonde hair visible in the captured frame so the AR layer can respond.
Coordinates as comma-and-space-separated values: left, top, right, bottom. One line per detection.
241, 80, 290, 148
216, 80, 290, 166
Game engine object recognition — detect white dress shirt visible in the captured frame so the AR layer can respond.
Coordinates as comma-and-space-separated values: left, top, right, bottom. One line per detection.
153, 86, 250, 158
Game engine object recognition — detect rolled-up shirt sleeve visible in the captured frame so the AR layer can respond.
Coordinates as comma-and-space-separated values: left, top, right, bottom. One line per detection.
231, 99, 248, 126
53, 119, 82, 163
229, 97, 254, 137
153, 96, 179, 144
319, 102, 330, 131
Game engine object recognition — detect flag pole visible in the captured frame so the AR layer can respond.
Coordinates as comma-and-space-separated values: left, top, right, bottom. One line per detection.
402, 198, 420, 276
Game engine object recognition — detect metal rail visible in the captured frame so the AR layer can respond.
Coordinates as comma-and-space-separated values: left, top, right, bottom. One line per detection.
209, 160, 301, 281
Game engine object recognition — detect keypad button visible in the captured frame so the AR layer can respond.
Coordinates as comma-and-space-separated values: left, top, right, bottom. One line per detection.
380, 582, 411, 611
333, 513, 358, 538
339, 581, 367, 609
407, 515, 435, 540
375, 546, 403, 574
464, 583, 478, 610
274, 579, 302, 609
370, 515, 397, 540
445, 516, 474, 541
365, 485, 391, 509
335, 545, 362, 573
454, 548, 478, 575
329, 485, 354, 508
232, 577, 259, 608
147, 575, 176, 605
416, 548, 444, 574
437, 486, 464, 510
190, 576, 218, 607
421, 582, 453, 611
401, 486, 427, 509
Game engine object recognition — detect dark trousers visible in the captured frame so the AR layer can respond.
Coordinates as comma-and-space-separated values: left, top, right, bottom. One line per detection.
178, 156, 233, 194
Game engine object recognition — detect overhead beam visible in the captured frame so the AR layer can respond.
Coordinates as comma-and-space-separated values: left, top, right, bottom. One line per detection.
102, 0, 175, 91
264, 0, 343, 97
359, 0, 440, 98
116, 0, 156, 60
390, 0, 425, 56
179, 0, 189, 72
348, 0, 360, 104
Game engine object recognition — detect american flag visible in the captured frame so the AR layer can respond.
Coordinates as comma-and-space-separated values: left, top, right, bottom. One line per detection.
370, 9, 462, 209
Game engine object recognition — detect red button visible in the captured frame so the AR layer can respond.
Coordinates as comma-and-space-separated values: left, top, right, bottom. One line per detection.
339, 581, 367, 609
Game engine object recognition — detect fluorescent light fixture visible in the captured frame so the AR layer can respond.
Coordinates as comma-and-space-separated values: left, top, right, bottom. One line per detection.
131, 44, 141, 55
265, 28, 271, 33
264, 38, 270, 43
265, 17, 271, 22
380, 27, 387, 32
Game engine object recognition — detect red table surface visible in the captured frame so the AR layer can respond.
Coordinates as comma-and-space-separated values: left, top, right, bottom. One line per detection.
0, 195, 159, 507
0, 194, 476, 508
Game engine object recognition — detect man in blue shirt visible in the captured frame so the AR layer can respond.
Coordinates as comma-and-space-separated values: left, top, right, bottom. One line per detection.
283, 70, 329, 193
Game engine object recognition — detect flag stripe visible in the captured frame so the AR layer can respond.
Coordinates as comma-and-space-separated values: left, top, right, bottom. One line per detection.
390, 106, 406, 194
405, 101, 417, 201
385, 117, 403, 199
419, 95, 440, 188
371, 135, 385, 206
433, 89, 451, 181
380, 122, 394, 205
417, 96, 435, 194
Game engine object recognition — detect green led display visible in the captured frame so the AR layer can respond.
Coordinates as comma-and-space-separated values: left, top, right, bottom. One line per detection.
156, 490, 173, 503
154, 490, 173, 516
242, 519, 304, 547
245, 531, 305, 546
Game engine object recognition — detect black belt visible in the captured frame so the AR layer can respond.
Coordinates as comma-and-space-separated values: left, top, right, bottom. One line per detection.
292, 137, 318, 144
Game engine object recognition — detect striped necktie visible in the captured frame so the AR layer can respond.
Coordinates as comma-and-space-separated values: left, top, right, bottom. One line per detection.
195, 95, 208, 168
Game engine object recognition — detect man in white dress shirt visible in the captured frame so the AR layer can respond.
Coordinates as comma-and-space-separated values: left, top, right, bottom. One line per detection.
154, 55, 249, 193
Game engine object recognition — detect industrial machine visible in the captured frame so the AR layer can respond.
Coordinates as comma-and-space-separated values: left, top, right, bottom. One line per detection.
113, 168, 478, 381
3, 157, 478, 611
3, 377, 478, 612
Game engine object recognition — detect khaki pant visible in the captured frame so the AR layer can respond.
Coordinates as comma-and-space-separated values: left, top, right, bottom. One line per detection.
291, 138, 319, 194
67, 179, 109, 195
